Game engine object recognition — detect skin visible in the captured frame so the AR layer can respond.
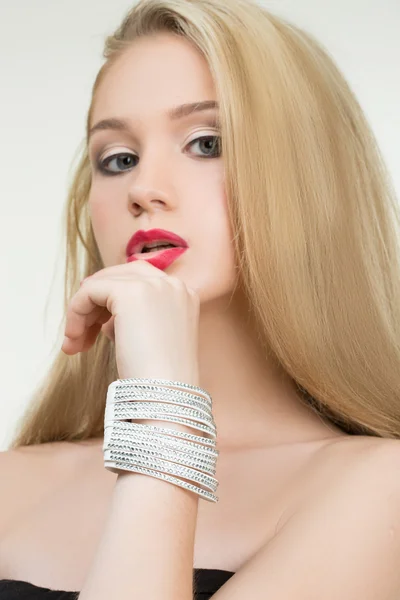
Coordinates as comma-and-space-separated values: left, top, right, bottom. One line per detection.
2, 30, 400, 600
85, 31, 347, 457
61, 36, 399, 600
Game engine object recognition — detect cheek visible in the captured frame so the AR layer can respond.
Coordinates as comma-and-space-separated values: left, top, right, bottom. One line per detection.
203, 193, 237, 274
212, 189, 234, 251
89, 195, 114, 238
217, 192, 238, 273
88, 195, 119, 267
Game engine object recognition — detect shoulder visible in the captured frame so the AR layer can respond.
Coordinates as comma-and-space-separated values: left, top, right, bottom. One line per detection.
218, 438, 400, 598
285, 438, 400, 588
313, 434, 400, 486
289, 435, 400, 525
0, 441, 84, 538
277, 435, 400, 531
315, 434, 400, 494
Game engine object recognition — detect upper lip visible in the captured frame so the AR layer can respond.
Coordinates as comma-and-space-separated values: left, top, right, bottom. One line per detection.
126, 228, 189, 257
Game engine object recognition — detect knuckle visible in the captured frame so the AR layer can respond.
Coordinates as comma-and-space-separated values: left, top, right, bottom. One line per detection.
187, 286, 199, 297
167, 276, 184, 288
187, 286, 200, 302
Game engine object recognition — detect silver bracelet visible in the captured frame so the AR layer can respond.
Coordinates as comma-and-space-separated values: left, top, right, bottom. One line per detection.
103, 378, 219, 503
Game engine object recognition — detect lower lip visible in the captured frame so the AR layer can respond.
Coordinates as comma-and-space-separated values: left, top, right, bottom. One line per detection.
127, 246, 188, 270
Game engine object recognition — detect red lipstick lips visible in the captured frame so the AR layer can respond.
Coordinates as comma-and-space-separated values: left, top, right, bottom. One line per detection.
126, 228, 189, 271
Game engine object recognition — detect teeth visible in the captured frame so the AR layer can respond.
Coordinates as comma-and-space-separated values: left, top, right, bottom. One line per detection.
145, 242, 175, 249
141, 242, 176, 253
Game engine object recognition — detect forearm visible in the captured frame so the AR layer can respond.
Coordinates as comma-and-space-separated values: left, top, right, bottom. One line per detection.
79, 423, 200, 600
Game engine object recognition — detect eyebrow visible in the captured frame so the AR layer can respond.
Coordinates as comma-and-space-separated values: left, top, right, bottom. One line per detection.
89, 100, 219, 139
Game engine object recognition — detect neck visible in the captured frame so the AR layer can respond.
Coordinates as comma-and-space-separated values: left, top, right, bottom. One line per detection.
196, 287, 345, 453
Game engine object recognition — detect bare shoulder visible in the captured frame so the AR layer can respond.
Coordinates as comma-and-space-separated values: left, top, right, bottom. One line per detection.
286, 435, 400, 522
312, 434, 400, 481
0, 441, 85, 539
276, 435, 400, 532
270, 437, 400, 596
214, 438, 400, 598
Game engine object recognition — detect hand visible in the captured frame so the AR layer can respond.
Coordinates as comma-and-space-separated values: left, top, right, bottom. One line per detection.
61, 261, 200, 384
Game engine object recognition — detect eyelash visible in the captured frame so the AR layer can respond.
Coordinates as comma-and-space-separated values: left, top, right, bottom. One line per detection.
95, 135, 221, 177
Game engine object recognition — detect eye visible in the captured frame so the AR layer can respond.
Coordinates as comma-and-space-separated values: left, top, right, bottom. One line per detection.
187, 135, 221, 158
95, 135, 221, 177
96, 153, 137, 176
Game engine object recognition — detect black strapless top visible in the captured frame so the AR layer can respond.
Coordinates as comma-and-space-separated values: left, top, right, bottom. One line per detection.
0, 569, 234, 599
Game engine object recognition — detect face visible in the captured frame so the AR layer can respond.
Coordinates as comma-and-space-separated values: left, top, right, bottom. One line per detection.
87, 33, 238, 306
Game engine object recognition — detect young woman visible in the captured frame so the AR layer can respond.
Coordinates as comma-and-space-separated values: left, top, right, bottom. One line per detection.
1, 0, 400, 598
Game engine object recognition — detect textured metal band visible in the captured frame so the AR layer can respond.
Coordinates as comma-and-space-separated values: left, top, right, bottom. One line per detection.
103, 378, 219, 503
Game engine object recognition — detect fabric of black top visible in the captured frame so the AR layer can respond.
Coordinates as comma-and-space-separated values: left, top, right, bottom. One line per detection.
0, 569, 234, 599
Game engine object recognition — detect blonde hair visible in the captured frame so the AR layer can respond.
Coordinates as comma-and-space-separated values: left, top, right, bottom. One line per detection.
8, 0, 400, 449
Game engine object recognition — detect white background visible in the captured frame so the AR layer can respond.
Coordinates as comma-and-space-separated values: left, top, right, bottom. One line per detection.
1, 0, 399, 451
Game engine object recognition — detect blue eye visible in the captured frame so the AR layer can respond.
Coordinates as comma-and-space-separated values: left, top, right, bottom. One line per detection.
97, 153, 137, 176
189, 135, 221, 158
96, 135, 221, 176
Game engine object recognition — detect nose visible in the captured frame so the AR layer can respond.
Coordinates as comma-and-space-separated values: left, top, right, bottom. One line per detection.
127, 160, 176, 216
129, 192, 170, 217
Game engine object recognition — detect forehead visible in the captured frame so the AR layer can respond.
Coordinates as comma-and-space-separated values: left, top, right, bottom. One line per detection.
92, 34, 216, 125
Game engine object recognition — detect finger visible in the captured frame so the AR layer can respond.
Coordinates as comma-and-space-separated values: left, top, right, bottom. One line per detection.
82, 311, 114, 349
62, 322, 103, 354
101, 316, 115, 343
64, 282, 113, 344
65, 303, 107, 337
62, 304, 113, 354
96, 306, 114, 325
84, 259, 170, 282
82, 322, 104, 351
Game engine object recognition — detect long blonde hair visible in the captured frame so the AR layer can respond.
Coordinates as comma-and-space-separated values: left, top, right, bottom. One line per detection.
8, 0, 400, 449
